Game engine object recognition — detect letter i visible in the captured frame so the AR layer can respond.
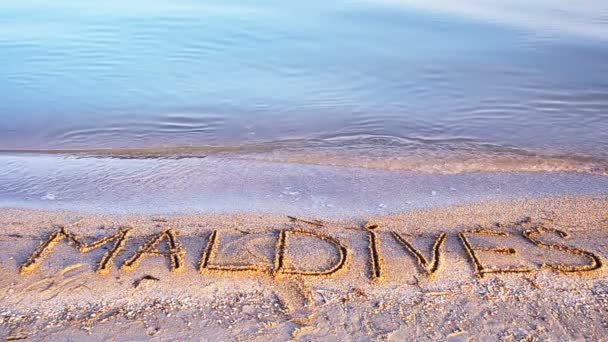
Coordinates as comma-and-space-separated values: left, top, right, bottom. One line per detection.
366, 223, 382, 281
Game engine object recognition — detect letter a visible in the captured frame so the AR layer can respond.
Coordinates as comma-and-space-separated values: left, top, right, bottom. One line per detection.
121, 229, 185, 273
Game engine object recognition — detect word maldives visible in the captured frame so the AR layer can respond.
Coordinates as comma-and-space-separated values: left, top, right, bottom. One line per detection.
19, 223, 604, 280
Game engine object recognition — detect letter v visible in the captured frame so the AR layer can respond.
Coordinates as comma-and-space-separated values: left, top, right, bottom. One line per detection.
392, 232, 447, 278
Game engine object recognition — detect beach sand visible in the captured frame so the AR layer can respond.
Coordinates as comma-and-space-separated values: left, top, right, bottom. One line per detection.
1, 195, 607, 340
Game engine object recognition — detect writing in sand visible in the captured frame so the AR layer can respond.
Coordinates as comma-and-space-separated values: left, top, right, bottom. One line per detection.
16, 218, 604, 281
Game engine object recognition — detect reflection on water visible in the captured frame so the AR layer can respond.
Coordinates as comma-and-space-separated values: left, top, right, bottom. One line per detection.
1, 0, 608, 167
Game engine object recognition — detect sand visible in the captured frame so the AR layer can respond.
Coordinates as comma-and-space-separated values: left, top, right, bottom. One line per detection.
3, 154, 608, 216
0, 195, 607, 340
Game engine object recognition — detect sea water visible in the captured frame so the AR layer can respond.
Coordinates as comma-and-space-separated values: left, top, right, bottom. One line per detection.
1, 0, 608, 212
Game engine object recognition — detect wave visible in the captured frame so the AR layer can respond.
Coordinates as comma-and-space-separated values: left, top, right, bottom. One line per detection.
1, 135, 606, 175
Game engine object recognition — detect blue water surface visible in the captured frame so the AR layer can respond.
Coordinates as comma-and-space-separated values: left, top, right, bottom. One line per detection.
1, 0, 607, 161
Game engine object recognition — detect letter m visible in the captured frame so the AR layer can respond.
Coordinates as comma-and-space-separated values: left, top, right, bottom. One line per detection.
20, 226, 131, 275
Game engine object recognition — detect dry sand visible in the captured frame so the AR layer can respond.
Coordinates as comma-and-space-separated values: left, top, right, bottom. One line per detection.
0, 195, 607, 340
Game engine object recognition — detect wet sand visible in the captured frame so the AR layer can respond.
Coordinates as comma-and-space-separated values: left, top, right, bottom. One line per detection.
2, 155, 608, 216
1, 195, 607, 340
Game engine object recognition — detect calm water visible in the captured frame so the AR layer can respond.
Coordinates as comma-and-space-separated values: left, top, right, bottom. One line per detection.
1, 0, 608, 167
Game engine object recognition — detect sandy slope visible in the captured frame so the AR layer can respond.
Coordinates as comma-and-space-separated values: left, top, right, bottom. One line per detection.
0, 195, 607, 340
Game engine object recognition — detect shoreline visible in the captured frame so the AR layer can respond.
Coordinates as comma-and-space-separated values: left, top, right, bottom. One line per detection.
1, 142, 607, 176
2, 154, 608, 216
